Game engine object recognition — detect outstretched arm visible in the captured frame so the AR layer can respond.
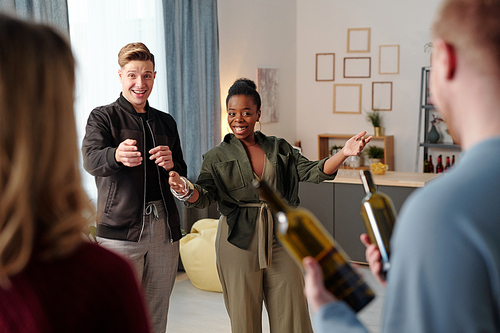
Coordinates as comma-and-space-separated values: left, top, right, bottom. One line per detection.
323, 131, 372, 175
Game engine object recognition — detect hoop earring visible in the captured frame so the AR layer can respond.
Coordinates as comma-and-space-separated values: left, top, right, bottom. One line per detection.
256, 120, 261, 132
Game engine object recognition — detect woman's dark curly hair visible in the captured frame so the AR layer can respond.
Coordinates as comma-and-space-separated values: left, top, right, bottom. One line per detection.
225, 78, 261, 110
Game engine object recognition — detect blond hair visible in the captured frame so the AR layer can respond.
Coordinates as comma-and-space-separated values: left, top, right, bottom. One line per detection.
0, 15, 92, 286
432, 0, 500, 73
118, 42, 155, 68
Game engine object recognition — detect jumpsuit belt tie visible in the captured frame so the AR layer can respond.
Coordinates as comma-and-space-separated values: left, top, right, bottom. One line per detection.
239, 202, 274, 269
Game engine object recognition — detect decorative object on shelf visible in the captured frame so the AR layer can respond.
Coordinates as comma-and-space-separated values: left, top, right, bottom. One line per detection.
424, 42, 433, 67
365, 110, 382, 136
370, 162, 389, 175
366, 145, 384, 165
329, 145, 343, 156
428, 115, 443, 143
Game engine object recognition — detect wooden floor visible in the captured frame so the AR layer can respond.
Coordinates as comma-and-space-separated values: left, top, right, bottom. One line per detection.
167, 266, 384, 333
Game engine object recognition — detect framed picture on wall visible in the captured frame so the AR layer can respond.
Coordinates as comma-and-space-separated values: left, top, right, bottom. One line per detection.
257, 68, 279, 123
316, 53, 335, 81
372, 82, 393, 111
343, 57, 371, 78
333, 84, 362, 114
347, 28, 371, 53
379, 45, 400, 74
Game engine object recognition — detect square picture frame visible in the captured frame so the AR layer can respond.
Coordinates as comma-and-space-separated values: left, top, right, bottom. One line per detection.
333, 84, 362, 114
347, 28, 371, 53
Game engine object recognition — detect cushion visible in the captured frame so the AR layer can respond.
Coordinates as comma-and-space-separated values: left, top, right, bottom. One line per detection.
179, 218, 222, 292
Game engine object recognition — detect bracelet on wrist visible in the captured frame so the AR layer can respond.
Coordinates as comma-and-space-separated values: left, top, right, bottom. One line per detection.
171, 177, 195, 202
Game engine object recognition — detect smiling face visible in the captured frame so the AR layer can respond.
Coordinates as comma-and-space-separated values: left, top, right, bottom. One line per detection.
227, 94, 261, 144
119, 60, 156, 113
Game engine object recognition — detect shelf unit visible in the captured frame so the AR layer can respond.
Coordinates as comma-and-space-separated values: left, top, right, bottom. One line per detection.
415, 67, 460, 172
318, 134, 394, 171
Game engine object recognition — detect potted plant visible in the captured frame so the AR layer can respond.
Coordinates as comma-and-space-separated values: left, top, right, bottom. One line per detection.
365, 110, 382, 136
365, 145, 384, 164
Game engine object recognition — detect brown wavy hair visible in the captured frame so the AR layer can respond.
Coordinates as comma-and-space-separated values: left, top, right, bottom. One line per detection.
118, 42, 155, 69
0, 15, 92, 287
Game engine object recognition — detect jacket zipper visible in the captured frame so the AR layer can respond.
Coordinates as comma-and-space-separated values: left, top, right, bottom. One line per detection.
138, 120, 147, 242
147, 120, 174, 243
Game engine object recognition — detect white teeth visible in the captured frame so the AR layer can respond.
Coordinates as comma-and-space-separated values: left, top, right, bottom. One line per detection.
233, 126, 247, 133
133, 90, 146, 94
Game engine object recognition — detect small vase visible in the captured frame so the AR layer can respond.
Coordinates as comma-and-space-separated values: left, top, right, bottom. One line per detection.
428, 124, 439, 143
374, 127, 381, 137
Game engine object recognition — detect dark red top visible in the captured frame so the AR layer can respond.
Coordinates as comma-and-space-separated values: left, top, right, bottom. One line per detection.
0, 242, 151, 333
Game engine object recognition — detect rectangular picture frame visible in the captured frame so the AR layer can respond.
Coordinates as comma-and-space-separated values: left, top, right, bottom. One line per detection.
343, 57, 371, 78
372, 82, 393, 111
333, 84, 362, 114
347, 28, 371, 53
316, 53, 335, 81
379, 45, 400, 75
257, 68, 279, 123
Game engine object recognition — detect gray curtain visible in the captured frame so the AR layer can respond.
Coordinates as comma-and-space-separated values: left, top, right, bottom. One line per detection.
163, 0, 221, 230
163, 0, 221, 181
0, 0, 69, 34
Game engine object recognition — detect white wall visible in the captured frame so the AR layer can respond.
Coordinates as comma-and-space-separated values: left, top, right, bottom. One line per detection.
218, 0, 297, 144
296, 0, 442, 171
218, 0, 445, 172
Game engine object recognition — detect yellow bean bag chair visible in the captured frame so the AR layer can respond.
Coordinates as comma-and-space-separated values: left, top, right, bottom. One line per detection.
180, 218, 222, 292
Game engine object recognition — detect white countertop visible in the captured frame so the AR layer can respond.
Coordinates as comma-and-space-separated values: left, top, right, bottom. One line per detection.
325, 170, 440, 188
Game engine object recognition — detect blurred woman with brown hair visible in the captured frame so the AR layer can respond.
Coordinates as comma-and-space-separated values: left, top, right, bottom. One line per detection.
0, 14, 151, 332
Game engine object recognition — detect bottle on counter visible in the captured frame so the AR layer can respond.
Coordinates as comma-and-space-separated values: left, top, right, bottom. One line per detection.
445, 156, 451, 170
429, 155, 434, 173
359, 170, 396, 280
423, 153, 431, 173
436, 155, 444, 173
452, 155, 455, 166
253, 178, 375, 312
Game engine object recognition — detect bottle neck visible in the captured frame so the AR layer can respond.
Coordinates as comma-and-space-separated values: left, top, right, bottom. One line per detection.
253, 178, 289, 213
360, 170, 376, 194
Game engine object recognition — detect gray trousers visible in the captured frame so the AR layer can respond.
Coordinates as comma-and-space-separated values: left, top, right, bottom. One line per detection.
216, 216, 313, 333
97, 200, 179, 333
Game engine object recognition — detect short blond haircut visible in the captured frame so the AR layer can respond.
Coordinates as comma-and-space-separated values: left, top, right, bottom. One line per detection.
0, 15, 92, 286
432, 0, 500, 74
118, 42, 155, 69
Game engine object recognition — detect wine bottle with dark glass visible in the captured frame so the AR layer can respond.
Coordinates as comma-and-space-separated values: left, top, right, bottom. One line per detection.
429, 155, 434, 173
359, 170, 396, 280
445, 156, 451, 170
423, 153, 430, 173
436, 155, 444, 173
253, 178, 375, 312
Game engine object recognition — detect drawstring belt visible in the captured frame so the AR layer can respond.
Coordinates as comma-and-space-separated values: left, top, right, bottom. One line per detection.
145, 203, 160, 221
239, 202, 274, 269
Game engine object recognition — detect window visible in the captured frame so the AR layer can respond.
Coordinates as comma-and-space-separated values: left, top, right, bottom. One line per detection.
68, 0, 167, 204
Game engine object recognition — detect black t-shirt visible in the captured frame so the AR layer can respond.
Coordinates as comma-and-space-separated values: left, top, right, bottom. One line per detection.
139, 112, 162, 202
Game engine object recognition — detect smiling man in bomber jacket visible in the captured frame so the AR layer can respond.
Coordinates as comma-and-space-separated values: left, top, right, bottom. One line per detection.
82, 42, 187, 333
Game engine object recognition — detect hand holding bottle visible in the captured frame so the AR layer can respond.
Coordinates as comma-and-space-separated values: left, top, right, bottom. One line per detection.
302, 256, 336, 313
360, 234, 387, 287
254, 178, 375, 312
